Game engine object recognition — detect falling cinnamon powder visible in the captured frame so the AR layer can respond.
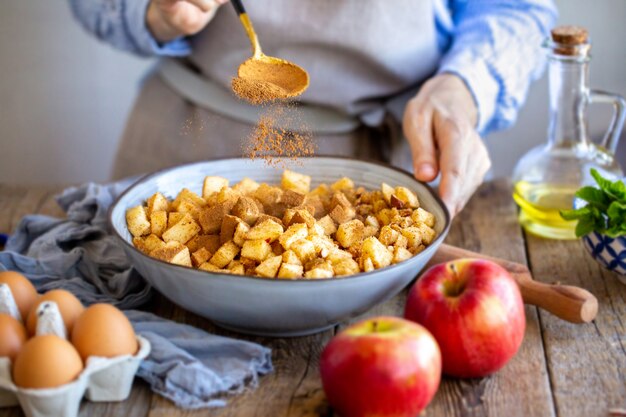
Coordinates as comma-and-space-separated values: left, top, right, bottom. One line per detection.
243, 104, 316, 167
179, 108, 206, 136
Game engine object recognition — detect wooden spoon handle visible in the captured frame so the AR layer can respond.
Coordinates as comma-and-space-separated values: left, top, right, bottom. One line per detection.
428, 244, 598, 323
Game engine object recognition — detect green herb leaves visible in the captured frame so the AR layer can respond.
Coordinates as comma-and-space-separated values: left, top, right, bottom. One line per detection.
560, 169, 626, 237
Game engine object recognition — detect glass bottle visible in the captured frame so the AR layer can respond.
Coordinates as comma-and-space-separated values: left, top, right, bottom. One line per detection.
512, 26, 626, 240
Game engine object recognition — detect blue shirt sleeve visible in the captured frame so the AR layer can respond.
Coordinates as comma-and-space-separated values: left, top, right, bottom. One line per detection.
67, 0, 191, 57
436, 0, 558, 135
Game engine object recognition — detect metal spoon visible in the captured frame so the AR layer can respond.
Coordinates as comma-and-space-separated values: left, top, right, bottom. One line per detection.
231, 0, 309, 100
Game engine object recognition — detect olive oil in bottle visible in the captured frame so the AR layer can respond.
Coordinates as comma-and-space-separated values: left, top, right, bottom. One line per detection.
511, 26, 625, 239
512, 181, 578, 239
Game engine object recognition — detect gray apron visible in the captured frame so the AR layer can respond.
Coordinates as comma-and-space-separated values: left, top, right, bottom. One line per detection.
112, 0, 440, 180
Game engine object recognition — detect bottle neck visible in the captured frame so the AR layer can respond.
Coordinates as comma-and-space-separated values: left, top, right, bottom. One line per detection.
547, 55, 590, 147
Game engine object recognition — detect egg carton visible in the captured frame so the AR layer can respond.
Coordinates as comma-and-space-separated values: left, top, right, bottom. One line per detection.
0, 335, 150, 417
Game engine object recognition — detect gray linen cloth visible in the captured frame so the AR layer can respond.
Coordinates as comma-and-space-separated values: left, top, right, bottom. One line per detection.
0, 180, 272, 409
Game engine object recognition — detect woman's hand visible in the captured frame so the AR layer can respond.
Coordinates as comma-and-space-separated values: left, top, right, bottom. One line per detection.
147, 0, 229, 43
403, 74, 491, 217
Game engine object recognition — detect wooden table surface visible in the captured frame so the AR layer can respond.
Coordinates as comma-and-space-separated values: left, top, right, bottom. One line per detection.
0, 180, 624, 417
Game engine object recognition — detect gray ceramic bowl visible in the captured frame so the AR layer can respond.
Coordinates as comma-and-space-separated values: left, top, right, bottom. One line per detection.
109, 158, 450, 337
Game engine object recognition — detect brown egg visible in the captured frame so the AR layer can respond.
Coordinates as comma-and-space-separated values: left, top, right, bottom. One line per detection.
71, 304, 138, 361
0, 314, 27, 360
26, 290, 84, 336
13, 334, 83, 388
0, 271, 38, 320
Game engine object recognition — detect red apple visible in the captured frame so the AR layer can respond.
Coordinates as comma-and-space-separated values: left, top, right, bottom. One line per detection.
404, 258, 525, 378
320, 316, 441, 417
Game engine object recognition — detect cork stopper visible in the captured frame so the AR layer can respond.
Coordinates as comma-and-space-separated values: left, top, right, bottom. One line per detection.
550, 26, 589, 56
551, 26, 589, 45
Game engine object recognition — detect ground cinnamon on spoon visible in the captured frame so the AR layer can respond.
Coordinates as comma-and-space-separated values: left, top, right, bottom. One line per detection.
233, 58, 308, 105
232, 77, 290, 105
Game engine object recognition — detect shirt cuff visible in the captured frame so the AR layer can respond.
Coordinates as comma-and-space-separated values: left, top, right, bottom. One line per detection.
437, 50, 500, 135
124, 0, 192, 56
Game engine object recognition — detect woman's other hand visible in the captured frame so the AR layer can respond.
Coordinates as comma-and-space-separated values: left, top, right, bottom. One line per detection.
147, 0, 229, 43
403, 74, 491, 217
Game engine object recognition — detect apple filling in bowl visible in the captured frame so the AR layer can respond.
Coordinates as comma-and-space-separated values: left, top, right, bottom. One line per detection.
125, 169, 438, 279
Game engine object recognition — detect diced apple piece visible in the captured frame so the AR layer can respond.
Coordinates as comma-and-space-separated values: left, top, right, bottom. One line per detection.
327, 248, 353, 264
393, 247, 413, 264
400, 227, 423, 250
308, 235, 334, 258
362, 257, 375, 272
330, 192, 352, 209
203, 176, 229, 198
304, 195, 325, 218
143, 234, 166, 253
220, 214, 244, 245
332, 258, 360, 276
146, 192, 169, 217
228, 261, 246, 275
246, 219, 284, 242
317, 215, 337, 236
376, 208, 398, 226
281, 170, 311, 194
199, 262, 223, 272
363, 226, 378, 238
279, 223, 309, 250
191, 247, 212, 267
168, 212, 185, 229
232, 177, 260, 195
231, 197, 261, 225
176, 198, 201, 221
329, 205, 356, 224
241, 239, 272, 262
373, 199, 388, 213
187, 234, 220, 254
308, 222, 326, 237
335, 219, 365, 249
255, 255, 283, 278
389, 194, 405, 209
378, 225, 399, 246
132, 237, 149, 254
150, 242, 191, 267
381, 183, 395, 204
291, 239, 316, 263
395, 234, 409, 249
281, 189, 306, 207
233, 221, 251, 247
209, 241, 240, 268
253, 183, 283, 207
417, 223, 436, 245
411, 207, 436, 228
282, 250, 302, 266
198, 201, 233, 234
331, 177, 355, 191
361, 237, 393, 269
267, 241, 281, 257
150, 210, 168, 237
162, 214, 200, 244
172, 188, 206, 210
277, 263, 304, 279
309, 183, 330, 197
126, 205, 151, 237
305, 267, 334, 279
285, 209, 316, 228
394, 186, 419, 208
